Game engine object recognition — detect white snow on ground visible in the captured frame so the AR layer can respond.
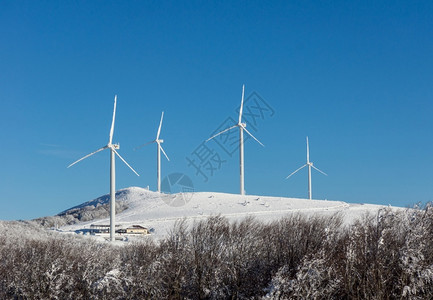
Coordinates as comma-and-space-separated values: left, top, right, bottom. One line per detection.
59, 187, 398, 241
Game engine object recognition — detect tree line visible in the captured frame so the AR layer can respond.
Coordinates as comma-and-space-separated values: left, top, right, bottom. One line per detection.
1, 206, 433, 299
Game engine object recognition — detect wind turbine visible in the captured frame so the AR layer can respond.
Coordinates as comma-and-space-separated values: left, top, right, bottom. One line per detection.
206, 84, 264, 195
68, 95, 139, 241
135, 111, 170, 192
286, 136, 327, 200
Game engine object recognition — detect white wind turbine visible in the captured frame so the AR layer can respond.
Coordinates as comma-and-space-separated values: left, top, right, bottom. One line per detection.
135, 111, 170, 192
68, 95, 139, 242
206, 84, 264, 195
286, 136, 327, 200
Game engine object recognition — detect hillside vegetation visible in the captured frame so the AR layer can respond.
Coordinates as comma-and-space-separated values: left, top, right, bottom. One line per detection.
1, 206, 433, 299
34, 190, 130, 228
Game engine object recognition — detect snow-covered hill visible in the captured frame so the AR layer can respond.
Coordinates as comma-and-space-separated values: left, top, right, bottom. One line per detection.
58, 187, 396, 240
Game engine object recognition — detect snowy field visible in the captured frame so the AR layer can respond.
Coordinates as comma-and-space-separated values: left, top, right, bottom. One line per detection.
59, 187, 398, 241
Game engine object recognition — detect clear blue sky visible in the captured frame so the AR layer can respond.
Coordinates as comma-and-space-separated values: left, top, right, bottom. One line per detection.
1, 1, 433, 220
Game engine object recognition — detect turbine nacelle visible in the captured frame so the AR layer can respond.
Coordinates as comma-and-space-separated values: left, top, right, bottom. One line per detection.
108, 143, 120, 150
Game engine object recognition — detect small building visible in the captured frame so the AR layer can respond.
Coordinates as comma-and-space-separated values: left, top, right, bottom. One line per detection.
90, 224, 120, 234
126, 225, 149, 235
90, 224, 149, 235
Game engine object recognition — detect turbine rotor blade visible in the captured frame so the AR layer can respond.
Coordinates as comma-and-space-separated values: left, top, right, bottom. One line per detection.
206, 125, 238, 142
242, 126, 264, 147
134, 140, 156, 151
67, 146, 108, 168
111, 147, 140, 176
312, 165, 328, 176
156, 111, 164, 140
239, 84, 245, 124
109, 95, 117, 144
160, 144, 170, 161
306, 136, 310, 163
286, 164, 308, 179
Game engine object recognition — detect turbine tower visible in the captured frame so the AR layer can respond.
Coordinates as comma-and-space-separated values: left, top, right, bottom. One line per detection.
286, 136, 327, 200
135, 111, 170, 192
68, 95, 140, 241
206, 85, 264, 195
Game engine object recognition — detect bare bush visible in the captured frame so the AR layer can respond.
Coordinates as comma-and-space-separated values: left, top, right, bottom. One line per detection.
3, 208, 433, 299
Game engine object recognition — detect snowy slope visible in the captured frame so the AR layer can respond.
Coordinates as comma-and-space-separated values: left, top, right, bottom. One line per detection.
59, 187, 396, 240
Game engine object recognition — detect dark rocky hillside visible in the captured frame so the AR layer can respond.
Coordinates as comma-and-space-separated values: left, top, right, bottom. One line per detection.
33, 190, 129, 228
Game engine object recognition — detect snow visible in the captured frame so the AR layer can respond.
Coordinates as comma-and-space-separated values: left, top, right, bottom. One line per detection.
58, 187, 399, 241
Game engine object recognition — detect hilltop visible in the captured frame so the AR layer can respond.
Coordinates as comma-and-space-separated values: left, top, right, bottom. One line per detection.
50, 187, 393, 240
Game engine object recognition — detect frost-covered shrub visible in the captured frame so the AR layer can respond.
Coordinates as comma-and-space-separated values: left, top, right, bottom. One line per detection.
268, 254, 341, 299
264, 214, 344, 299
340, 209, 426, 299
397, 207, 433, 299
3, 208, 433, 299
187, 215, 231, 298
119, 239, 163, 299
0, 221, 120, 299
223, 217, 268, 298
